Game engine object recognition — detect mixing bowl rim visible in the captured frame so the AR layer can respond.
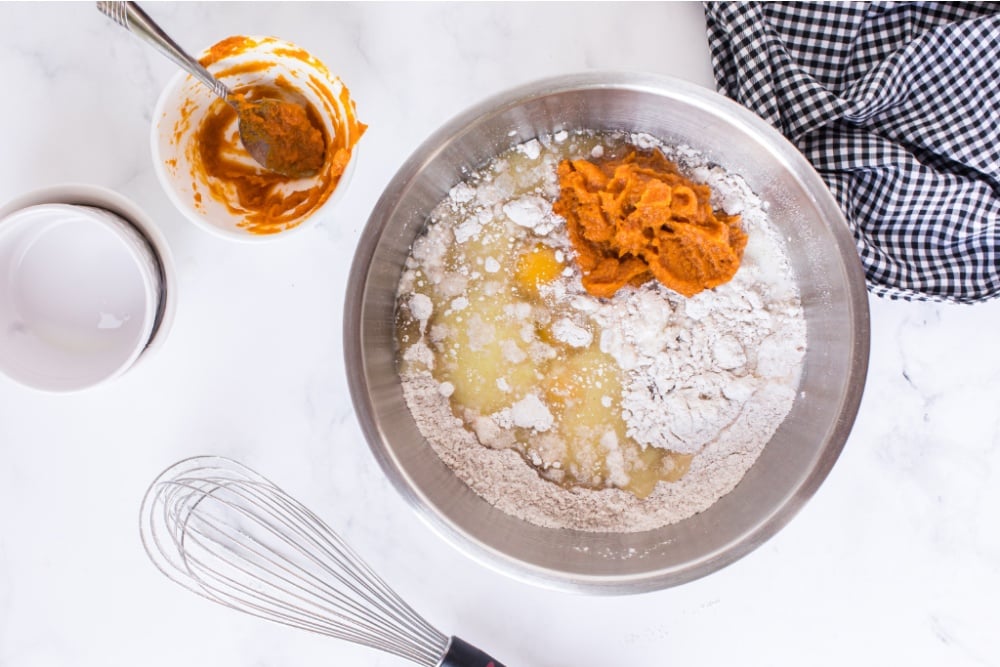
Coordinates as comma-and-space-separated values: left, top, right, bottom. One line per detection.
344, 71, 870, 593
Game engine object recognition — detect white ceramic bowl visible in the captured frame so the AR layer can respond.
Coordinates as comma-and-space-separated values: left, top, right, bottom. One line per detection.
151, 36, 363, 242
0, 185, 177, 392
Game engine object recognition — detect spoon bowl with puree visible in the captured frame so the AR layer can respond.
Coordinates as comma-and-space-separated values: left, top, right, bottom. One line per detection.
97, 1, 325, 179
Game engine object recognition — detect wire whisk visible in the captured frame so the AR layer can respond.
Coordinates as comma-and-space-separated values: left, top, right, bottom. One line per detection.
140, 456, 505, 667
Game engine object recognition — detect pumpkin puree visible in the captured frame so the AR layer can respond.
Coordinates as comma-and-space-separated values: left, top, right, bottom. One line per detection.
230, 91, 326, 177
553, 150, 747, 298
172, 36, 366, 235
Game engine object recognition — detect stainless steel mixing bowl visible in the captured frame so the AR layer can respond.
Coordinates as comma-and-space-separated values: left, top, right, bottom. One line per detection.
344, 72, 869, 594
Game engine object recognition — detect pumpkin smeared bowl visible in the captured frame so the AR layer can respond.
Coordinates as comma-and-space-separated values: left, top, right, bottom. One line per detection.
152, 36, 366, 241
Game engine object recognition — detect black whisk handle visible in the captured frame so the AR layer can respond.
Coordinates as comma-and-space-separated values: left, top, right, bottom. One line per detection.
440, 636, 506, 667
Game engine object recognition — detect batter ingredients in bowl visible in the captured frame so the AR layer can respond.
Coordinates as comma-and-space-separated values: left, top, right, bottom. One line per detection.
395, 131, 806, 532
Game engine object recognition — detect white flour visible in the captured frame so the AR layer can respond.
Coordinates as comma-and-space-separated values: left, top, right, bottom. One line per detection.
396, 132, 806, 532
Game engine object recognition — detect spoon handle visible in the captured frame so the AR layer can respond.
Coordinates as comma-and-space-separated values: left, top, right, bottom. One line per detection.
96, 1, 231, 102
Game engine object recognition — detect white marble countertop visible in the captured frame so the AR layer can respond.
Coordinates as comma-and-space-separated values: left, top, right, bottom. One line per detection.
1, 2, 998, 666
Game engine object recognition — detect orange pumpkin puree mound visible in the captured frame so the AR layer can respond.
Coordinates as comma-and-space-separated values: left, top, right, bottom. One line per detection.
233, 94, 326, 176
553, 150, 747, 298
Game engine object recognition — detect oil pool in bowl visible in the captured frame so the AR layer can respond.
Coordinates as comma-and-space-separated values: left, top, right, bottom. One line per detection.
153, 36, 366, 240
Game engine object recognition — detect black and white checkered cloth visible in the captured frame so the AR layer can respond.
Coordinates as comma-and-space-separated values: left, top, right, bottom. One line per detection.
704, 2, 1000, 303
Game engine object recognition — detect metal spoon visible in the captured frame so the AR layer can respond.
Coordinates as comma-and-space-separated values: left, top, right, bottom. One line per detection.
97, 1, 324, 179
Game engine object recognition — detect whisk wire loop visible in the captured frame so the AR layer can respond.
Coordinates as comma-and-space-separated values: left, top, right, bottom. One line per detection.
198, 480, 438, 662
243, 479, 444, 655
188, 511, 423, 658
140, 457, 451, 667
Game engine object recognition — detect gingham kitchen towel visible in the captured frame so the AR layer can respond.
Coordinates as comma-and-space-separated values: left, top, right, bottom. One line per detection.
703, 2, 1000, 303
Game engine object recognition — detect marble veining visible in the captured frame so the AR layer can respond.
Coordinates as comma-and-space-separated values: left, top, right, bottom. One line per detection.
0, 3, 998, 667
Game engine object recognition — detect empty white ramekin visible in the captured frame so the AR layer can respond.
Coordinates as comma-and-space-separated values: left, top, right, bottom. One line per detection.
0, 185, 176, 392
